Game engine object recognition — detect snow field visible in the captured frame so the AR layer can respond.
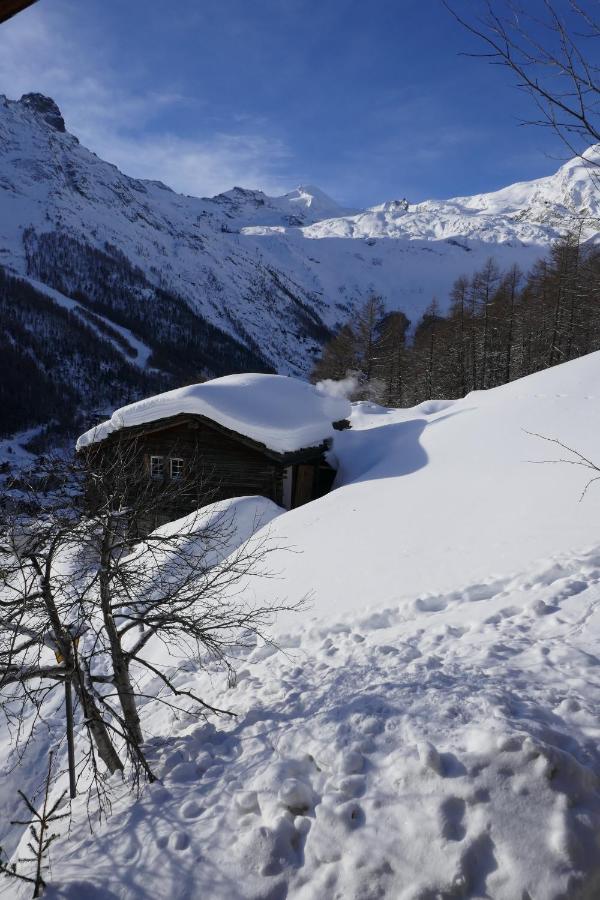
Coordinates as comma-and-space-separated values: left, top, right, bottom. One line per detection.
32, 542, 600, 899
253, 350, 600, 625
4, 351, 600, 898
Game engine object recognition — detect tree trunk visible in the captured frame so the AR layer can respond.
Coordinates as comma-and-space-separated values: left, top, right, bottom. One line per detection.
99, 535, 144, 748
35, 559, 124, 775
72, 670, 124, 774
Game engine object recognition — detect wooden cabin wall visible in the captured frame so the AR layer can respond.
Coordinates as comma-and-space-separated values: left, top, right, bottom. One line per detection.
84, 416, 338, 534
122, 419, 284, 533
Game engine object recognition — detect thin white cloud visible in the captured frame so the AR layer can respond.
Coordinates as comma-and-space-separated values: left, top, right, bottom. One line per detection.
94, 131, 293, 198
0, 1, 294, 197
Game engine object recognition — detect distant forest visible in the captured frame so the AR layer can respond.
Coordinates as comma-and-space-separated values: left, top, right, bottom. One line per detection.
3, 228, 599, 453
312, 231, 600, 406
0, 231, 271, 447
0, 266, 164, 445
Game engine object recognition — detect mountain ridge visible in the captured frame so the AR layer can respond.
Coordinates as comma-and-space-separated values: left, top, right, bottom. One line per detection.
1, 91, 599, 441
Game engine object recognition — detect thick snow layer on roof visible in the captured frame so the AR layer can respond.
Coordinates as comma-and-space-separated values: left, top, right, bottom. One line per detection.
76, 373, 351, 454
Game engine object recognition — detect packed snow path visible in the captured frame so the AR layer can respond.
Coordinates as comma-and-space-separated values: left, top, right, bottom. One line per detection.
34, 545, 600, 900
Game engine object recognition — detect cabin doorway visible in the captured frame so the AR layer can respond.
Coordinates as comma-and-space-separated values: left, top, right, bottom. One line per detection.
293, 464, 315, 507
283, 461, 337, 510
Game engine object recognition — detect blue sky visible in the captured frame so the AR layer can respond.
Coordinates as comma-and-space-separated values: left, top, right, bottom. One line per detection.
0, 0, 571, 206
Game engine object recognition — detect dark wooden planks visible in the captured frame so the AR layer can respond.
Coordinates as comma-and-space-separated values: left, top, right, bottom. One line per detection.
0, 0, 39, 25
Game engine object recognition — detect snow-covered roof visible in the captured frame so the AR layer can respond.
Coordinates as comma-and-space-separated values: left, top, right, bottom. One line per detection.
76, 373, 351, 454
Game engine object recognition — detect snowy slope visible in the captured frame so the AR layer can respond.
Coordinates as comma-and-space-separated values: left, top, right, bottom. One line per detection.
4, 351, 600, 900
1, 93, 599, 384
254, 349, 600, 622
32, 547, 600, 899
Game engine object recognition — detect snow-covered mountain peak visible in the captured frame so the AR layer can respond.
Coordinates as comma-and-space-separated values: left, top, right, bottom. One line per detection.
1, 89, 599, 386
449, 147, 600, 220
281, 183, 359, 220
207, 182, 357, 228
18, 93, 66, 133
300, 149, 600, 244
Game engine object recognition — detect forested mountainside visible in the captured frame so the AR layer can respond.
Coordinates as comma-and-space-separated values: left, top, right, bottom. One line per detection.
0, 251, 271, 444
314, 235, 600, 407
1, 91, 599, 442
0, 267, 164, 440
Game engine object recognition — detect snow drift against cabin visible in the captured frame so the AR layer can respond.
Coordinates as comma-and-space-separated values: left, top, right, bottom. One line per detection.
76, 373, 351, 454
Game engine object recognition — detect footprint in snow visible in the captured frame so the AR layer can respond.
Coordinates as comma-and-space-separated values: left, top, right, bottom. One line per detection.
549, 578, 589, 602
531, 599, 560, 616
181, 799, 204, 819
339, 800, 365, 829
166, 761, 203, 783
415, 595, 448, 613
340, 749, 365, 775
278, 778, 316, 815
484, 605, 522, 625
462, 580, 507, 603
235, 790, 260, 815
439, 796, 467, 842
336, 775, 367, 798
170, 831, 190, 851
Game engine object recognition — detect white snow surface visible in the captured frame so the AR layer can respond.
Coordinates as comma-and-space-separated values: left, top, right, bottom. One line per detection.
4, 353, 600, 900
254, 349, 600, 623
76, 373, 351, 453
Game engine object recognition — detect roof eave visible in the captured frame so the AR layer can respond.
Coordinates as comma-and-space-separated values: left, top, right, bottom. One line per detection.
78, 411, 332, 463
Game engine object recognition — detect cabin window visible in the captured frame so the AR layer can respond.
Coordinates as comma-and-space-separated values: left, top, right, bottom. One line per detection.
150, 455, 164, 479
170, 457, 184, 480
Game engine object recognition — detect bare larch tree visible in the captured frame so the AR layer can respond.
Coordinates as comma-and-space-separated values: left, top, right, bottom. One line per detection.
0, 441, 300, 793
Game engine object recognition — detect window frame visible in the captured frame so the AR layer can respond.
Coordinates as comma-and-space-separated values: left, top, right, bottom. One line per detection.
170, 457, 184, 480
149, 455, 165, 479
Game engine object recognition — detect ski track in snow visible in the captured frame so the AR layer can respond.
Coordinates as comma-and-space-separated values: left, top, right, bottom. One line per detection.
10, 546, 599, 900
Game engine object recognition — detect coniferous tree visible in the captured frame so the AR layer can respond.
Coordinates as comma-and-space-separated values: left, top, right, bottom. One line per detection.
312, 233, 600, 409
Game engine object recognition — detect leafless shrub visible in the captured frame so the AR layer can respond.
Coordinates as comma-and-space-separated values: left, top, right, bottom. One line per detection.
1, 442, 301, 799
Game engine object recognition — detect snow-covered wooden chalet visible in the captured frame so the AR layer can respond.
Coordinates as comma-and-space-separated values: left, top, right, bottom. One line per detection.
76, 374, 351, 532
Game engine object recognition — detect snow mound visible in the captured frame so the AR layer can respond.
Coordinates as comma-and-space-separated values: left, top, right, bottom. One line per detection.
140, 495, 285, 570
76, 373, 351, 454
